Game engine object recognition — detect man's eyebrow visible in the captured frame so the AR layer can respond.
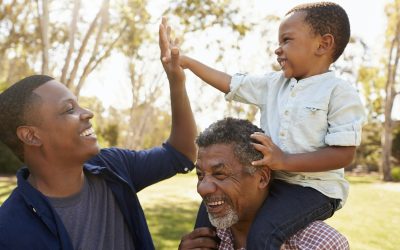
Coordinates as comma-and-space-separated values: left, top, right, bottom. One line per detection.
211, 163, 227, 171
195, 163, 227, 171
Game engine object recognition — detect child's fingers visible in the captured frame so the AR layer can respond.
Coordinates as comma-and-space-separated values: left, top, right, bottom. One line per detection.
251, 158, 268, 166
250, 132, 273, 146
252, 142, 272, 161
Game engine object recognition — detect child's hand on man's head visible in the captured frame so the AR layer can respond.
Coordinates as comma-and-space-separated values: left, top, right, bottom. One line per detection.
250, 132, 287, 171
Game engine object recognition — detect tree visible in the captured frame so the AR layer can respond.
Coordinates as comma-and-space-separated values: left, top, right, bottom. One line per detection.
381, 0, 400, 180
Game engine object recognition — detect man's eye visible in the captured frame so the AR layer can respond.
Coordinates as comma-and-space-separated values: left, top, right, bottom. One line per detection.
214, 173, 227, 180
196, 172, 204, 180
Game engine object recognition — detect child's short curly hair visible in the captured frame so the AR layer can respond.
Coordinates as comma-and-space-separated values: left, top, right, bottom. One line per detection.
287, 2, 350, 62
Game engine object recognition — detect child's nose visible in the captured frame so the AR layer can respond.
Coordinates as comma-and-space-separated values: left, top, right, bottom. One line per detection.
275, 46, 282, 55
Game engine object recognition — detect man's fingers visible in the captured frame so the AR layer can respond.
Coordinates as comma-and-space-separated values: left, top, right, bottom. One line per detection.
185, 227, 216, 239
171, 47, 180, 67
179, 228, 218, 250
159, 17, 172, 60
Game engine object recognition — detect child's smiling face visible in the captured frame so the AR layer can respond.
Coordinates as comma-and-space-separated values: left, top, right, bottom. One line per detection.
275, 11, 326, 80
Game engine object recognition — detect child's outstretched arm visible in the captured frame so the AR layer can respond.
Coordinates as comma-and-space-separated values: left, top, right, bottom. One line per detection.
250, 132, 355, 172
160, 17, 231, 94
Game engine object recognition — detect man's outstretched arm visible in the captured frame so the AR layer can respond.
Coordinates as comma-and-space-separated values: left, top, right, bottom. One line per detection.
159, 17, 197, 162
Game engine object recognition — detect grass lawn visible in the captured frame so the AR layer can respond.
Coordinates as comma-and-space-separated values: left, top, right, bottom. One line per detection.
1, 173, 399, 249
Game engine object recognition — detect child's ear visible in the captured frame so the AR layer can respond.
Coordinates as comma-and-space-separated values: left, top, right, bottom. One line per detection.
316, 34, 334, 56
16, 126, 42, 146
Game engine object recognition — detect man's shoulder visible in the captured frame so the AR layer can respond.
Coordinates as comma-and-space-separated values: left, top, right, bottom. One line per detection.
282, 221, 349, 250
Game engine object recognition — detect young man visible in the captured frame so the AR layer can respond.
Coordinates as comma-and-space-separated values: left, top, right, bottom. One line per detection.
0, 21, 196, 249
179, 118, 349, 250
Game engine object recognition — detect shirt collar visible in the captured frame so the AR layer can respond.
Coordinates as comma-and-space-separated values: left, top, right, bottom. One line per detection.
216, 228, 246, 250
290, 71, 335, 88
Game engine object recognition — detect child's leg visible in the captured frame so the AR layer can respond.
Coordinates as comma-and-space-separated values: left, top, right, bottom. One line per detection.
247, 179, 340, 250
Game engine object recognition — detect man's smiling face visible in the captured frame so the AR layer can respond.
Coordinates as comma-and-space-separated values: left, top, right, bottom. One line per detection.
31, 80, 99, 163
196, 143, 263, 229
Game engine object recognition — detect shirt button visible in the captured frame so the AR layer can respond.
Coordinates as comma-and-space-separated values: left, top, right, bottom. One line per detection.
291, 92, 296, 97
284, 110, 289, 115
280, 132, 285, 137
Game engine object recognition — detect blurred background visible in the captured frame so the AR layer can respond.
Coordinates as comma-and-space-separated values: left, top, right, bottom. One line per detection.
0, 0, 399, 249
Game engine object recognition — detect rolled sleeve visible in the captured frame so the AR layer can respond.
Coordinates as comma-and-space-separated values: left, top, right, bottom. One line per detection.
225, 73, 269, 105
325, 84, 366, 146
325, 121, 363, 146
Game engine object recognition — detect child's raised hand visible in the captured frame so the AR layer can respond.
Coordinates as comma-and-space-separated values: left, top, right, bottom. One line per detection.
250, 132, 287, 170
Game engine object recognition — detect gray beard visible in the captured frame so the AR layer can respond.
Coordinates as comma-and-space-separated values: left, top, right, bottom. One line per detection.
208, 206, 239, 229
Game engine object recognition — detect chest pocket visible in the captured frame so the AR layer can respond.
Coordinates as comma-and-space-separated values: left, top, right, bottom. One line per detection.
295, 103, 328, 132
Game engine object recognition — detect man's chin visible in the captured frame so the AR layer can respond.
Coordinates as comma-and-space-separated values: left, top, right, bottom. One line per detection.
208, 208, 239, 229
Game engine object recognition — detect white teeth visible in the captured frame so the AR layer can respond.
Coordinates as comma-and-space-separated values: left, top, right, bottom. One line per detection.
80, 127, 95, 137
208, 200, 225, 206
279, 59, 286, 69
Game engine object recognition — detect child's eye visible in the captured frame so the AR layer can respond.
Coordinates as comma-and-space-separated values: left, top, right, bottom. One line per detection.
65, 108, 75, 114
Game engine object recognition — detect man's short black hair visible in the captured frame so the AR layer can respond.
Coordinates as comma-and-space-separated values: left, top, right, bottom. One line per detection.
0, 75, 54, 161
196, 117, 264, 168
286, 2, 350, 62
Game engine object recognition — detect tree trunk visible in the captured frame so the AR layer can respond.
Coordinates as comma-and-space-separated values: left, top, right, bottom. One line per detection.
382, 11, 400, 181
60, 0, 80, 84
37, 0, 49, 74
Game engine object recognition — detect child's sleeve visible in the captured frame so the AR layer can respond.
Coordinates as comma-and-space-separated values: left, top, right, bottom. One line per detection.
325, 84, 366, 146
225, 73, 272, 105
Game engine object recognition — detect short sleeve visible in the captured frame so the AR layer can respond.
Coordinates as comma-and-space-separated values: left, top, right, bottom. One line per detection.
325, 84, 366, 146
225, 73, 270, 105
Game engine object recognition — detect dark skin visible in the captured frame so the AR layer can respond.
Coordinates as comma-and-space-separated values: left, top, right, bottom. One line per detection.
14, 18, 197, 198
179, 228, 219, 250
162, 13, 355, 172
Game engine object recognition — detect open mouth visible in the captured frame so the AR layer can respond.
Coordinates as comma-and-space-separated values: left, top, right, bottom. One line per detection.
204, 197, 228, 216
277, 58, 287, 69
80, 127, 96, 138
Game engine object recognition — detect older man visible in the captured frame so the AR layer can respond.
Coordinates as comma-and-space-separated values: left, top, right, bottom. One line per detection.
180, 118, 349, 250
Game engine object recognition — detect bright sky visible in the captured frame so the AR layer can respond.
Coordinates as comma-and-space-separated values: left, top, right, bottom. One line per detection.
81, 0, 396, 128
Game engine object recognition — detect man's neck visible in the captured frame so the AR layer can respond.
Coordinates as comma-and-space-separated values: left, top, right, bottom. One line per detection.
230, 221, 252, 248
26, 160, 85, 198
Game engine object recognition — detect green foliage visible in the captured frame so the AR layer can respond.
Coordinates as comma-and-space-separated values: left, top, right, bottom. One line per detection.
355, 122, 382, 171
327, 175, 400, 249
0, 142, 23, 174
391, 167, 400, 181
166, 0, 251, 36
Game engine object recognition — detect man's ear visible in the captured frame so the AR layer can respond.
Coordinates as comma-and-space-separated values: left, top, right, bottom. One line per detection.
316, 33, 334, 56
16, 126, 42, 146
258, 167, 271, 189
